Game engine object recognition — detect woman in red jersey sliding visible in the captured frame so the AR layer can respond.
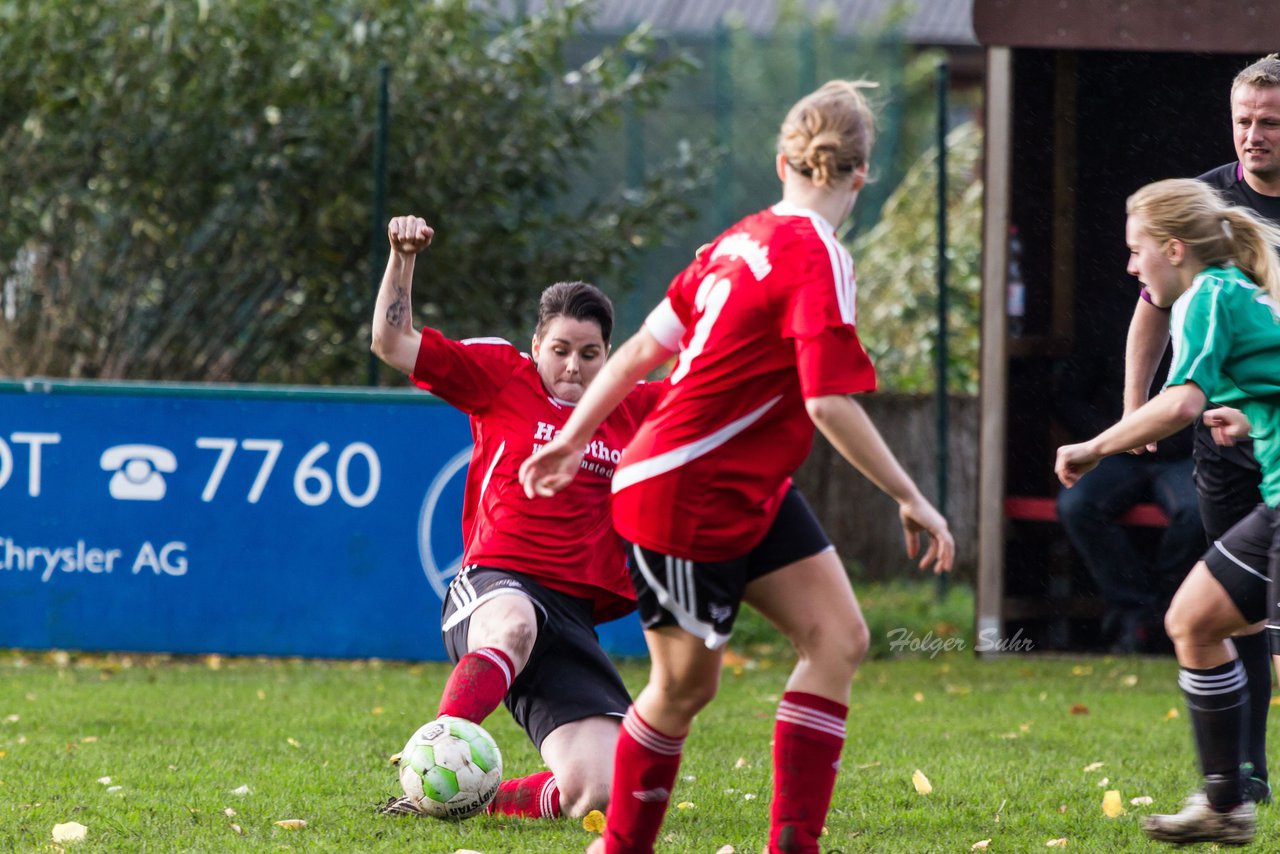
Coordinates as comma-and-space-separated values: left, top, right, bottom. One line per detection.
371, 216, 664, 820
520, 81, 955, 853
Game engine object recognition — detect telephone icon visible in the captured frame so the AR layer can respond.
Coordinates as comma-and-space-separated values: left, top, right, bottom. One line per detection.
100, 444, 177, 501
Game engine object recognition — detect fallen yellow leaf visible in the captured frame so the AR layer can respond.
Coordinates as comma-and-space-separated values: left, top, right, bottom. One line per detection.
389, 752, 402, 766
371, 706, 384, 715
1069, 704, 1089, 715
230, 823, 244, 835
1046, 838, 1068, 848
715, 846, 736, 854
80, 736, 98, 744
1102, 790, 1124, 817
1130, 796, 1153, 806
913, 692, 925, 702
1164, 708, 1179, 720
1121, 674, 1139, 686
1082, 761, 1103, 773
1097, 777, 1109, 787
52, 821, 88, 844
96, 776, 112, 785
734, 757, 750, 769
223, 807, 236, 817
274, 819, 307, 830
582, 809, 606, 833
1071, 665, 1092, 676
286, 738, 301, 748
676, 801, 695, 809
912, 769, 933, 795
972, 841, 991, 851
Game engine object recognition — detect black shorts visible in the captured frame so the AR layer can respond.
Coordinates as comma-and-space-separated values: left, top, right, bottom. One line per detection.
1203, 504, 1271, 625
440, 565, 631, 750
629, 487, 833, 649
1194, 420, 1263, 542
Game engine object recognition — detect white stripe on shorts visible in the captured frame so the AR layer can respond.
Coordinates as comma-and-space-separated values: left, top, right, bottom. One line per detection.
440, 567, 544, 633
1212, 539, 1269, 582
631, 546, 729, 650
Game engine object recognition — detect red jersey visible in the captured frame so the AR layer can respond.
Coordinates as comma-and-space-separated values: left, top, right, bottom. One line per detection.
412, 328, 663, 622
611, 202, 877, 562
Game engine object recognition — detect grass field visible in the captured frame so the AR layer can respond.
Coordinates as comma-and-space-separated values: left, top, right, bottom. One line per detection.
1, 586, 1273, 852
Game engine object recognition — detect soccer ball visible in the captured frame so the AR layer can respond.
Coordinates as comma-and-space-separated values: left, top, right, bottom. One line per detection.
398, 716, 502, 819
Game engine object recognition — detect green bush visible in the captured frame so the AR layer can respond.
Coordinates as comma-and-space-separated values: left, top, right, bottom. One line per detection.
853, 120, 983, 394
733, 578, 974, 660
0, 0, 704, 383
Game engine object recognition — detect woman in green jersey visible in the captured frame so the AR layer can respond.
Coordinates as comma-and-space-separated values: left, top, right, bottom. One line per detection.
1056, 177, 1280, 846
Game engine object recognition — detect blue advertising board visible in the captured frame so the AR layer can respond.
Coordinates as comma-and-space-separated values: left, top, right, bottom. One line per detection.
0, 379, 645, 660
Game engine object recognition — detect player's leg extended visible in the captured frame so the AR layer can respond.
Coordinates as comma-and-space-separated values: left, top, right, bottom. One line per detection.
744, 549, 867, 854
1144, 562, 1257, 843
1194, 429, 1270, 797
438, 589, 537, 723
601, 626, 722, 854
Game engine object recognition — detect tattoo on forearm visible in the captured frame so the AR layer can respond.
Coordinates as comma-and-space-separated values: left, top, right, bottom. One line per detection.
386, 286, 408, 328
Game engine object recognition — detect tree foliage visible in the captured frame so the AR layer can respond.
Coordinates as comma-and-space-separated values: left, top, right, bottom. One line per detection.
853, 120, 983, 395
0, 0, 704, 383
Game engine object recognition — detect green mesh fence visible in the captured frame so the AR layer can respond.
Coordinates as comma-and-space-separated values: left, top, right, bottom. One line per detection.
562, 23, 916, 334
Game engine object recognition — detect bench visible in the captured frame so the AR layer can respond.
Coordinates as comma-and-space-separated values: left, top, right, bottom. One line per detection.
1002, 494, 1170, 639
1003, 495, 1170, 527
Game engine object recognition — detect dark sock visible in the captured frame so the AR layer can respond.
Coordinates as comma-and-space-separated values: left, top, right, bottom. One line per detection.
1180, 659, 1248, 811
1233, 631, 1271, 782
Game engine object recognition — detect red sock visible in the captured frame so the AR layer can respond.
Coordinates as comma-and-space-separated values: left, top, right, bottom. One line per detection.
603, 707, 685, 853
437, 648, 515, 723
769, 691, 847, 854
486, 770, 561, 818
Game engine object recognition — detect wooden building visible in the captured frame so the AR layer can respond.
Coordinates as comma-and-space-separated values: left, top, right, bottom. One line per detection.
974, 1, 1280, 649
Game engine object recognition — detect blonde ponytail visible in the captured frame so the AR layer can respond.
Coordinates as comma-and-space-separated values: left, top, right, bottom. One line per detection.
1126, 178, 1280, 300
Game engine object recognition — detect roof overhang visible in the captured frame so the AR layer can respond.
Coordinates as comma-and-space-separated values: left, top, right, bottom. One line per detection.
974, 0, 1280, 53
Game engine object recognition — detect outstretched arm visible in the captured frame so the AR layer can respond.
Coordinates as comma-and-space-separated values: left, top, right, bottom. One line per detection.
370, 215, 434, 376
519, 327, 674, 497
1055, 381, 1205, 487
1122, 297, 1172, 452
805, 394, 955, 574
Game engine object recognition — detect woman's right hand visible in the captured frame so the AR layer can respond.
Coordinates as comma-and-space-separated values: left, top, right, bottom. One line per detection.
519, 438, 585, 499
388, 216, 434, 256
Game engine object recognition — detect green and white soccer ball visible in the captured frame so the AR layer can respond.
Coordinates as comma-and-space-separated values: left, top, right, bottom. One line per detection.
398, 716, 503, 819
